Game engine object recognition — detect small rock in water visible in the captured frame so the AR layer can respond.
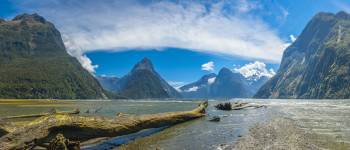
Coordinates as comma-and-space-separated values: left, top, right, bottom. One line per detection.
209, 116, 220, 122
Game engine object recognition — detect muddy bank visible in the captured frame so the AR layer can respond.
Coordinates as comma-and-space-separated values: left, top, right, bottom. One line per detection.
223, 118, 350, 150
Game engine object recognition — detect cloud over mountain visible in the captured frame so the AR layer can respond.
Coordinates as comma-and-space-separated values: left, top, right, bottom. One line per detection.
201, 61, 215, 71
14, 0, 288, 72
234, 61, 275, 79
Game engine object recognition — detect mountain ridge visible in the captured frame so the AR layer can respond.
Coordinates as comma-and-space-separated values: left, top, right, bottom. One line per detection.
0, 13, 107, 99
255, 11, 350, 99
180, 67, 268, 99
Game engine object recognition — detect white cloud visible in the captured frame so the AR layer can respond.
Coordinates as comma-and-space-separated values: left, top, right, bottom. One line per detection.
234, 61, 275, 79
290, 34, 297, 42
283, 34, 297, 48
63, 36, 98, 73
185, 86, 199, 92
207, 77, 216, 84
13, 0, 288, 69
202, 61, 215, 71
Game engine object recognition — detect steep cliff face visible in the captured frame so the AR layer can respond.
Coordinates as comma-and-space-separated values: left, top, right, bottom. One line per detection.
255, 11, 350, 99
114, 58, 181, 99
0, 13, 106, 99
96, 76, 120, 92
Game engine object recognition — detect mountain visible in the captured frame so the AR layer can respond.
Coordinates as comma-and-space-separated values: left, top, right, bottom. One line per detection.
180, 68, 264, 99
209, 68, 253, 98
96, 76, 119, 92
113, 58, 182, 99
0, 13, 106, 99
179, 73, 216, 98
255, 11, 350, 99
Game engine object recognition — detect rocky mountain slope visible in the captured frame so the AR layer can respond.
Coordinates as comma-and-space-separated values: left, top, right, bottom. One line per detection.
179, 73, 216, 98
180, 67, 267, 99
0, 13, 106, 99
111, 58, 181, 99
255, 11, 350, 99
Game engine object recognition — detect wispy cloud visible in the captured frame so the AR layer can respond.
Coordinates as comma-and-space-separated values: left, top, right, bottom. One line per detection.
14, 0, 288, 72
289, 34, 297, 42
185, 86, 199, 92
235, 0, 260, 13
201, 61, 215, 72
332, 1, 350, 13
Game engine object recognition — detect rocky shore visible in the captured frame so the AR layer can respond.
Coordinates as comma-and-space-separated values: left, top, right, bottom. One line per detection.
223, 118, 350, 150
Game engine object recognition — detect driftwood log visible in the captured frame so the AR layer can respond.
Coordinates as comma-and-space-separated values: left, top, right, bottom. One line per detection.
215, 102, 265, 111
0, 101, 208, 150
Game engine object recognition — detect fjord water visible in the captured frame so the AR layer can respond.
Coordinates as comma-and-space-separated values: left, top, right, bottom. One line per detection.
0, 99, 349, 149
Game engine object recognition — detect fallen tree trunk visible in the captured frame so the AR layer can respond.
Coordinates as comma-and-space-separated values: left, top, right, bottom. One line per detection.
0, 101, 208, 150
231, 104, 266, 110
215, 102, 265, 111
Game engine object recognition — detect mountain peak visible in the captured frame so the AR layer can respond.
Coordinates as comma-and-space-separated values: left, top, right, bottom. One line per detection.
313, 11, 350, 21
202, 73, 216, 79
336, 11, 350, 20
218, 67, 232, 75
113, 57, 181, 99
132, 57, 154, 72
12, 13, 46, 23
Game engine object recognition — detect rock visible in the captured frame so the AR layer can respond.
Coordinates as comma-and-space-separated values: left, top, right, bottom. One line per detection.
209, 116, 220, 122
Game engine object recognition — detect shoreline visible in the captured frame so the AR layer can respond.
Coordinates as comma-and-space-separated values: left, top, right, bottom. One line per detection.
223, 117, 350, 150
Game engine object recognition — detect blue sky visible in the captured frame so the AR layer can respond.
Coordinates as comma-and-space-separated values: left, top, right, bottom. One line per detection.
1, 0, 350, 86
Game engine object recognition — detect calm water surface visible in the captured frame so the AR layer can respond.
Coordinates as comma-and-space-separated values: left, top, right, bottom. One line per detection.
0, 99, 349, 149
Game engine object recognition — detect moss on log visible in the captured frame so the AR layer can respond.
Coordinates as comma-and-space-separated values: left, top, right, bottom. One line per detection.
47, 134, 80, 150
0, 101, 208, 150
